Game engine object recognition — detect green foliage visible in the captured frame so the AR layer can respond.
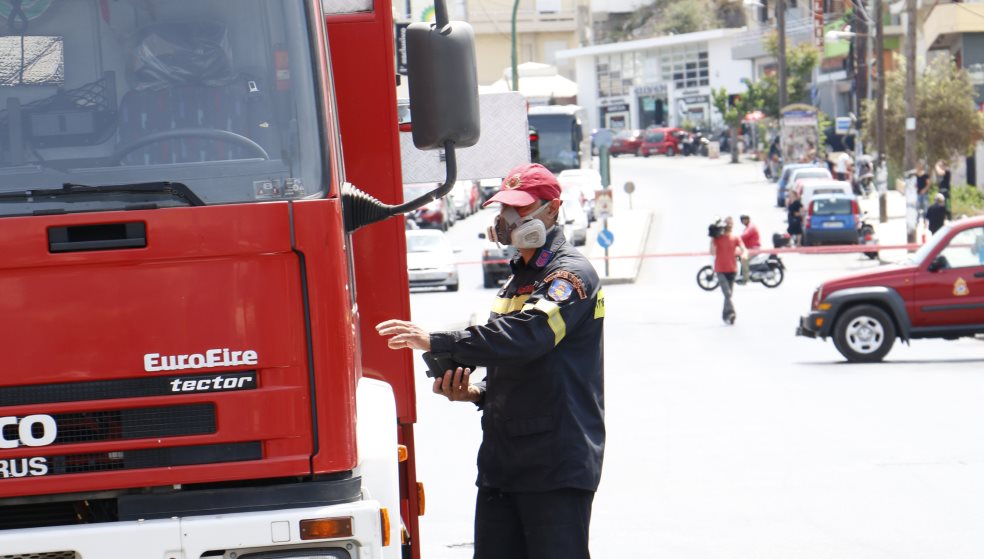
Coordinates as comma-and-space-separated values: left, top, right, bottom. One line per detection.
657, 0, 711, 34
951, 184, 984, 217
862, 54, 984, 170
755, 34, 821, 118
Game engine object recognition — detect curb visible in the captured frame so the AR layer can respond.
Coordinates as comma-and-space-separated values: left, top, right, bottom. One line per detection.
598, 210, 653, 286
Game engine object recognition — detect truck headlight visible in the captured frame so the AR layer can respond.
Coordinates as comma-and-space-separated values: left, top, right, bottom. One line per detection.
241, 549, 350, 559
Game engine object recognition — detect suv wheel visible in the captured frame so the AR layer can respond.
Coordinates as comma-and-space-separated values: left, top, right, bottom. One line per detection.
833, 305, 896, 363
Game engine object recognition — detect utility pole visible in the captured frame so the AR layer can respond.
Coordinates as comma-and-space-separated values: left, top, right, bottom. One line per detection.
853, 0, 868, 126
903, 0, 917, 241
511, 0, 520, 92
777, 0, 788, 110
875, 0, 887, 222
903, 0, 916, 171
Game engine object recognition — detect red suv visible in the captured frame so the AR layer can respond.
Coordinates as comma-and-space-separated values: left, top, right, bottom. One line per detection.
797, 216, 984, 362
639, 127, 684, 157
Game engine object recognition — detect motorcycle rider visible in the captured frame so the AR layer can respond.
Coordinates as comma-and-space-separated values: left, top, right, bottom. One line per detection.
737, 214, 760, 284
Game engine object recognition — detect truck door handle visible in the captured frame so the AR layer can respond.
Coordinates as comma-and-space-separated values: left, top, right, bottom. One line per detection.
48, 222, 147, 253
975, 271, 984, 278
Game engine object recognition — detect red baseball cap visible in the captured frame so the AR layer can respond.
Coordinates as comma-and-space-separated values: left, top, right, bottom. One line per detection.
482, 163, 562, 208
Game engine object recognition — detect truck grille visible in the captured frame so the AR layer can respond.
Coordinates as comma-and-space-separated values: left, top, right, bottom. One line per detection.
3, 553, 78, 559
43, 442, 261, 476
1, 403, 218, 446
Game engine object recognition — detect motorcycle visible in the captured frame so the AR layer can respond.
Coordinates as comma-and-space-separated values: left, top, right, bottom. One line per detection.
858, 214, 878, 260
696, 253, 785, 291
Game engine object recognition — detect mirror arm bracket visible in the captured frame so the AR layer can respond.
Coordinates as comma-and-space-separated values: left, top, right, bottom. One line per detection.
342, 140, 457, 233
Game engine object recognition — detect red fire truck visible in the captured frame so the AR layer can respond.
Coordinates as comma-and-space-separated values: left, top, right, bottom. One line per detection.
0, 0, 479, 557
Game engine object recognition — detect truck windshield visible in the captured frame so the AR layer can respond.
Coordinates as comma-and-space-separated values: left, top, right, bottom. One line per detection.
0, 0, 323, 216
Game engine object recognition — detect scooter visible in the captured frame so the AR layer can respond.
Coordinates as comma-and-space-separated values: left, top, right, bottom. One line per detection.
859, 214, 878, 260
696, 253, 785, 291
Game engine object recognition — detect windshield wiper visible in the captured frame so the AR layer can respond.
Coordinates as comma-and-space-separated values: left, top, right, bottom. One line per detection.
0, 181, 206, 207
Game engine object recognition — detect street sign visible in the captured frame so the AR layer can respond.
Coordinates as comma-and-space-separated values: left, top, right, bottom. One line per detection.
835, 116, 852, 135
594, 191, 613, 220
597, 229, 614, 249
623, 181, 635, 194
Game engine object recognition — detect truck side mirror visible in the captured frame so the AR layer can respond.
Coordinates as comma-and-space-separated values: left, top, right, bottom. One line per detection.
927, 255, 947, 272
406, 6, 480, 151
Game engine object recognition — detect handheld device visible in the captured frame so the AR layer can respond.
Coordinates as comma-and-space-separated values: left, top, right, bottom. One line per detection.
421, 351, 472, 379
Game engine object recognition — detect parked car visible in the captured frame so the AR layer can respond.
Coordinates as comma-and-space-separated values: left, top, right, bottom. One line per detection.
609, 129, 644, 157
591, 127, 613, 155
406, 229, 459, 291
558, 168, 602, 223
794, 178, 853, 209
404, 183, 451, 231
479, 233, 517, 288
797, 215, 984, 362
560, 195, 588, 246
475, 177, 502, 204
776, 163, 828, 207
803, 194, 861, 246
451, 180, 480, 219
639, 127, 684, 157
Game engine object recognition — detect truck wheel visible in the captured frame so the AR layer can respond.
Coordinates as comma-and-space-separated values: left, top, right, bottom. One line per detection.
833, 305, 896, 363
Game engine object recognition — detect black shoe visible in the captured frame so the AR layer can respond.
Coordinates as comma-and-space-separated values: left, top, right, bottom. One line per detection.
726, 313, 736, 324
736, 279, 747, 285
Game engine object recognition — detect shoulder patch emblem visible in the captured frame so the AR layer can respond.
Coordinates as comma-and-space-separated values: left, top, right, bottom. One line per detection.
547, 278, 575, 302
543, 270, 587, 299
535, 250, 553, 268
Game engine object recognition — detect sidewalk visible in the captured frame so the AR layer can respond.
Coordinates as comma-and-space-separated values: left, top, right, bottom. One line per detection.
583, 209, 653, 285
858, 190, 924, 264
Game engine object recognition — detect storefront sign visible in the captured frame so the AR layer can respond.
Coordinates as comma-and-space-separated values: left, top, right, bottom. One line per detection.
634, 84, 667, 96
601, 104, 629, 113
599, 97, 629, 107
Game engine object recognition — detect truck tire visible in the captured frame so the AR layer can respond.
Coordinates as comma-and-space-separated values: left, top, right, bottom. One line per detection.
833, 304, 896, 363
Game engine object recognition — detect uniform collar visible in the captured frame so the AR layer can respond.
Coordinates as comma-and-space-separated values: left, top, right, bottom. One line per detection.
510, 226, 565, 271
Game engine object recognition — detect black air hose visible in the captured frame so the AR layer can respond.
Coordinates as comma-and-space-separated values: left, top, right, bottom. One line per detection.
342, 140, 457, 232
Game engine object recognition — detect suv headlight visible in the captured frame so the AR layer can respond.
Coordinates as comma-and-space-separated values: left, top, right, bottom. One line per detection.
811, 285, 824, 310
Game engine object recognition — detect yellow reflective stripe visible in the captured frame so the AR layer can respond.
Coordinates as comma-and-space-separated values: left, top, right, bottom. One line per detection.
533, 299, 566, 345
594, 288, 605, 319
492, 294, 530, 315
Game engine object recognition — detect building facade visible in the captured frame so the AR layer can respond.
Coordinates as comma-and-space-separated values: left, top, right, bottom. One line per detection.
557, 29, 752, 131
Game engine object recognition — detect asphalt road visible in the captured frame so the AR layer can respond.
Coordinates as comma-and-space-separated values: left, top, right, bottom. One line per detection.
404, 155, 984, 559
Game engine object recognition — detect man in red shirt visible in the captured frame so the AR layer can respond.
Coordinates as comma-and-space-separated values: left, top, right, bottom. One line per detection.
710, 216, 748, 324
738, 214, 760, 284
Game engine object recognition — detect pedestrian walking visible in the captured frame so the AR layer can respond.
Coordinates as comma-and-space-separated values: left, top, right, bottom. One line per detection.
709, 216, 748, 324
786, 190, 804, 247
935, 159, 952, 216
376, 163, 605, 559
915, 162, 930, 219
926, 193, 948, 235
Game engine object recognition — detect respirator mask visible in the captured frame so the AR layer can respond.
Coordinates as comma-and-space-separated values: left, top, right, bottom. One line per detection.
487, 203, 552, 249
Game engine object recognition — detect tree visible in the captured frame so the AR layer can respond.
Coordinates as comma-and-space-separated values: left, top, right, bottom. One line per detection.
755, 34, 820, 118
862, 54, 984, 171
712, 81, 762, 163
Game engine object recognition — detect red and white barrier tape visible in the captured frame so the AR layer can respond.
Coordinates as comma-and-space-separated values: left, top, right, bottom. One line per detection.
458, 243, 924, 266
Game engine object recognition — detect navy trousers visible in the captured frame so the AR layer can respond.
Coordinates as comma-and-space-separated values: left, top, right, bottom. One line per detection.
473, 487, 594, 559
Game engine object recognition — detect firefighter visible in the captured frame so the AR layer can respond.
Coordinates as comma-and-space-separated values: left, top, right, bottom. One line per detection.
377, 163, 605, 559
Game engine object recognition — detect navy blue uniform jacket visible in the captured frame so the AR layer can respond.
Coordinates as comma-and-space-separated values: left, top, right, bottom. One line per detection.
430, 228, 605, 492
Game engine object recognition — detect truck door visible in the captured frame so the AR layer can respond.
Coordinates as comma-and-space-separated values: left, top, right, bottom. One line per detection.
912, 225, 984, 328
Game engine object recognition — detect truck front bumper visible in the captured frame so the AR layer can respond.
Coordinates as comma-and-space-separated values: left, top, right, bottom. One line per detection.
0, 499, 388, 559
796, 312, 829, 338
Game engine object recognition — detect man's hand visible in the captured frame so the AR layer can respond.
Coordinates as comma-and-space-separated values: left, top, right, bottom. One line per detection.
375, 319, 431, 351
433, 367, 481, 403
